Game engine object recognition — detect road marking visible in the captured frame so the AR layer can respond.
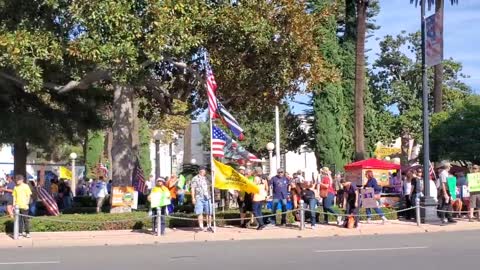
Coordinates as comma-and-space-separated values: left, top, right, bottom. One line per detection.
0, 261, 60, 265
314, 246, 428, 253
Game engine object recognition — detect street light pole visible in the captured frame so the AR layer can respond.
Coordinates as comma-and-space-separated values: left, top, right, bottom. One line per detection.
70, 152, 77, 196
266, 142, 275, 177
420, 0, 437, 223
155, 140, 160, 179
275, 105, 281, 170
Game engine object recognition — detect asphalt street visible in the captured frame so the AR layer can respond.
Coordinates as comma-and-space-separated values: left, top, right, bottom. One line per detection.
0, 230, 478, 270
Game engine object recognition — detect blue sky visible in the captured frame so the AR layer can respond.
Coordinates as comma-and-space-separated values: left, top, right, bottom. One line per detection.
290, 0, 480, 114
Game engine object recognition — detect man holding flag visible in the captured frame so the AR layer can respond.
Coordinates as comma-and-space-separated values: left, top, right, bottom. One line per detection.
191, 166, 213, 232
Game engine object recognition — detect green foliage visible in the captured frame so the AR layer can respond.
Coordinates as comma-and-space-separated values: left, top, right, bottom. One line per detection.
430, 96, 480, 163
369, 31, 471, 152
85, 130, 104, 178
308, 0, 381, 168
309, 1, 348, 169
139, 119, 152, 176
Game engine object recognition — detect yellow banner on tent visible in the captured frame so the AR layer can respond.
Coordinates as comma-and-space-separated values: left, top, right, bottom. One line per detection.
59, 166, 72, 180
214, 160, 260, 194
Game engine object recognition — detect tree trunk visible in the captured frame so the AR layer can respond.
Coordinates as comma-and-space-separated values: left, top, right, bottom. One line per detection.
111, 84, 135, 187
83, 129, 89, 179
132, 99, 140, 155
103, 107, 113, 180
400, 131, 411, 166
13, 139, 27, 178
354, 0, 367, 161
433, 0, 444, 113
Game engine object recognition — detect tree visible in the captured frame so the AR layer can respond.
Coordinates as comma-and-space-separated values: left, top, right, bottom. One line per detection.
410, 0, 460, 113
306, 0, 380, 168
353, 0, 369, 160
0, 0, 334, 188
430, 95, 480, 163
307, 0, 348, 169
369, 31, 471, 164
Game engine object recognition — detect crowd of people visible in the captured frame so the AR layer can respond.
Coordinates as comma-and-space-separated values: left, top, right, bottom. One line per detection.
186, 161, 480, 232
402, 162, 480, 224
1, 160, 479, 237
186, 165, 390, 232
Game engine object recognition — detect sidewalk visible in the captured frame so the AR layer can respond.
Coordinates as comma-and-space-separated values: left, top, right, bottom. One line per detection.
1, 220, 479, 249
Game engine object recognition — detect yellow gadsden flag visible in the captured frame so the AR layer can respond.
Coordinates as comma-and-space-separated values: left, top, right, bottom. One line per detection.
59, 166, 72, 180
214, 160, 260, 194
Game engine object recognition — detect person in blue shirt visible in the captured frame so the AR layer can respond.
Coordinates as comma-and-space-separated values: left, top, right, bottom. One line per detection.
268, 168, 290, 226
364, 170, 388, 224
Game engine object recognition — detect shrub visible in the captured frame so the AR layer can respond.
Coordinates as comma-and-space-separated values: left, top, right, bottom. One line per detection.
0, 207, 398, 233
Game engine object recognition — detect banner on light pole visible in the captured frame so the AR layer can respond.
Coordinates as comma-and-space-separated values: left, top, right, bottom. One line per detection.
426, 12, 443, 67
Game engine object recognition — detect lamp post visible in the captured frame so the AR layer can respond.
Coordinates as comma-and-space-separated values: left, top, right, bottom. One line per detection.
275, 106, 280, 170
266, 142, 275, 176
69, 152, 77, 196
153, 131, 162, 180
419, 0, 437, 223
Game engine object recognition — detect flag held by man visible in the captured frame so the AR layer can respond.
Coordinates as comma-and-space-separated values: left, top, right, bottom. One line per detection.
132, 160, 147, 194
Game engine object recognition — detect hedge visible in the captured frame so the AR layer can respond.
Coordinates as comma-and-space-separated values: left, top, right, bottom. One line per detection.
0, 207, 398, 233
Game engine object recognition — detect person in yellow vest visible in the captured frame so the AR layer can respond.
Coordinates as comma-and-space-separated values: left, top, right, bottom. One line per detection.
148, 178, 171, 235
252, 176, 268, 230
13, 175, 32, 238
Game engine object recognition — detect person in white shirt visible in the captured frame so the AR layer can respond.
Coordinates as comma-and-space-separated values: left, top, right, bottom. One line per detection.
438, 161, 456, 224
404, 171, 413, 220
94, 176, 108, 213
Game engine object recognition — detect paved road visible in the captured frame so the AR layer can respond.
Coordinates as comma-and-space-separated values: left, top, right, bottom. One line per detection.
0, 230, 478, 270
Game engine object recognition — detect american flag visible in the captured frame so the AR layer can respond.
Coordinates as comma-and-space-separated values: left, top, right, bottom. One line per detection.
247, 153, 262, 163
205, 53, 218, 118
132, 160, 147, 194
216, 101, 245, 141
212, 125, 228, 158
37, 186, 60, 216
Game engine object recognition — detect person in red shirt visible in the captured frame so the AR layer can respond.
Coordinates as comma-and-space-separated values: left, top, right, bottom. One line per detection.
319, 167, 342, 225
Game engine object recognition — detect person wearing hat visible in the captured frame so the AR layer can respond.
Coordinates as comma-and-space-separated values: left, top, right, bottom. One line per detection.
13, 175, 32, 238
148, 178, 171, 235
364, 170, 388, 224
191, 166, 213, 232
268, 168, 289, 226
438, 161, 456, 224
340, 179, 359, 228
319, 167, 342, 225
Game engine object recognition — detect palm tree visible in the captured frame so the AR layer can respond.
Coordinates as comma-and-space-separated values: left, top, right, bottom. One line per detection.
354, 0, 368, 161
410, 0, 459, 113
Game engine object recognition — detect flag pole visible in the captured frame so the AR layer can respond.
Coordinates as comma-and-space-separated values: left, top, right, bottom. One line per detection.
204, 50, 217, 233
209, 110, 217, 233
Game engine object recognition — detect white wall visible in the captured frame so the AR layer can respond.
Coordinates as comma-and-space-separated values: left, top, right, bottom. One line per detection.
267, 151, 317, 178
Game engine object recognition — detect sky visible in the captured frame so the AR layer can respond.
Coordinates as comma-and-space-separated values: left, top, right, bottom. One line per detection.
290, 0, 480, 114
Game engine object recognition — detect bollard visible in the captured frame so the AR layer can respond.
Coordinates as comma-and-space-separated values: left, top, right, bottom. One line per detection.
13, 206, 19, 240
157, 211, 161, 237
415, 197, 421, 226
299, 200, 305, 230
